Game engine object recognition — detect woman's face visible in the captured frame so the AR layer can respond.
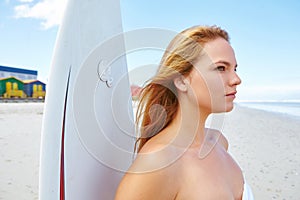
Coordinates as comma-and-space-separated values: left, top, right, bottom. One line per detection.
187, 37, 241, 113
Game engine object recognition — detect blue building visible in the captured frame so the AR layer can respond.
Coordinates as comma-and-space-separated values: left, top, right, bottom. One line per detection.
23, 80, 46, 98
0, 65, 37, 80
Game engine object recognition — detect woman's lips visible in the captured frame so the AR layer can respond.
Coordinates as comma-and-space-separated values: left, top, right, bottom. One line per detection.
226, 91, 237, 98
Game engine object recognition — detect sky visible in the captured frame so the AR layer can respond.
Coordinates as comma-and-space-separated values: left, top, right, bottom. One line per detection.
0, 0, 300, 101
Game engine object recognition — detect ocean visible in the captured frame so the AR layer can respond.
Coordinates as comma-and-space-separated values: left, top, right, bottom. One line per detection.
236, 101, 300, 119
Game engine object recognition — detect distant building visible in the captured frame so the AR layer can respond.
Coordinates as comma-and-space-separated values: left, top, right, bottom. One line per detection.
130, 85, 142, 101
0, 77, 26, 98
0, 65, 37, 80
23, 80, 46, 98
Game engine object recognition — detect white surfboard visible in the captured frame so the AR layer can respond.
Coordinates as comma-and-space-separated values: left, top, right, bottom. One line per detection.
39, 0, 135, 199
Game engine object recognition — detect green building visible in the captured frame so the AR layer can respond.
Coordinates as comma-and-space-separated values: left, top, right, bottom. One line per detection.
0, 77, 25, 98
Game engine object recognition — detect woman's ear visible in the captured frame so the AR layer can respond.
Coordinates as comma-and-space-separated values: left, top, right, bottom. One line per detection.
174, 75, 189, 92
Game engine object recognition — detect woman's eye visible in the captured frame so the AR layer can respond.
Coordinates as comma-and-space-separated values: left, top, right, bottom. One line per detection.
216, 66, 225, 71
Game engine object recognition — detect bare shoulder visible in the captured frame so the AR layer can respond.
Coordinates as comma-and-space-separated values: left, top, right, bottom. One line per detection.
115, 142, 181, 200
206, 128, 229, 150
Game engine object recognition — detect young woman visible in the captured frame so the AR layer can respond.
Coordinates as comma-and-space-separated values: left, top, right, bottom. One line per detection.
115, 25, 254, 200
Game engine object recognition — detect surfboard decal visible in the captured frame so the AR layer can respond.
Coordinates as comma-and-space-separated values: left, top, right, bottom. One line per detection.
60, 67, 71, 200
98, 60, 113, 88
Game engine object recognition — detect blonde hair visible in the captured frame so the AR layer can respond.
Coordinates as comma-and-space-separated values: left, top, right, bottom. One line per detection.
135, 25, 229, 152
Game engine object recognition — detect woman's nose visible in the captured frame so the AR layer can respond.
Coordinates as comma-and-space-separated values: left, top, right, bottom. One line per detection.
229, 72, 242, 86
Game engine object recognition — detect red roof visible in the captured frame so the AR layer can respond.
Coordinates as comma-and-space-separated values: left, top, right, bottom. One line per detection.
130, 85, 142, 97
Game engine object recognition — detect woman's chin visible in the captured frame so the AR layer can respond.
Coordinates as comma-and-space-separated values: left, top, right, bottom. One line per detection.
225, 103, 234, 112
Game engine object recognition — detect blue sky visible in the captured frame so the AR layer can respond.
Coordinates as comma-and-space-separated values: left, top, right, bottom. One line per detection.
0, 0, 300, 101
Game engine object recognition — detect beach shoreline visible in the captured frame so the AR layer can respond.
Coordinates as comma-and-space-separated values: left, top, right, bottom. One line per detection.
0, 103, 299, 199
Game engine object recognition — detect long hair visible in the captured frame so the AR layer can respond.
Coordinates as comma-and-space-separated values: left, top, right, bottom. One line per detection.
135, 25, 229, 152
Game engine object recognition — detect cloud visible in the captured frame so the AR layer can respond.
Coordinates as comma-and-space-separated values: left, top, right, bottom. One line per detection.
18, 0, 34, 3
14, 0, 67, 29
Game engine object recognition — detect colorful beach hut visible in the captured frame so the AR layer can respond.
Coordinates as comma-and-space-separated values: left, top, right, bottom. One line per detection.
0, 76, 26, 98
23, 80, 46, 98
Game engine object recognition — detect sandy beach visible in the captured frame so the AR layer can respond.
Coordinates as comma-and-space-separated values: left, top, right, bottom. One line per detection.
223, 106, 300, 199
0, 103, 43, 200
0, 103, 299, 199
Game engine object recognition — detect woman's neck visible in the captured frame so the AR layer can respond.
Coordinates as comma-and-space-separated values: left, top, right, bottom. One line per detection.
167, 102, 210, 149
